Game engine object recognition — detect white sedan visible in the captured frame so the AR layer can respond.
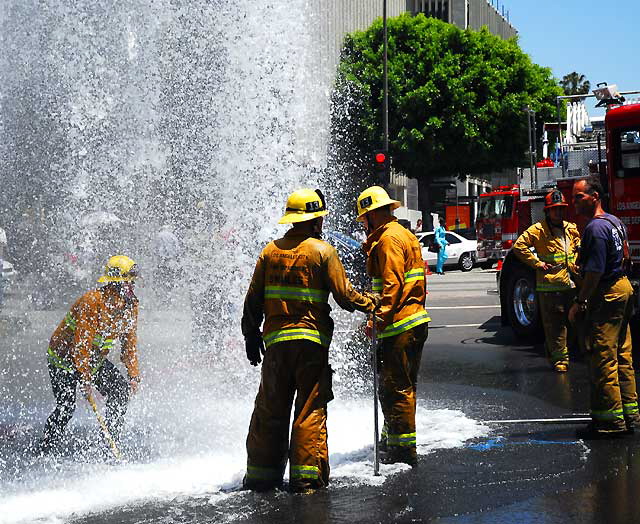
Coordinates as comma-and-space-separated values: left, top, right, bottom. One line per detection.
416, 231, 478, 272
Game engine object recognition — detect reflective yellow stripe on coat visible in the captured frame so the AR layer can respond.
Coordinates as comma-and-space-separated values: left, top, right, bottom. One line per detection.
404, 268, 425, 283
264, 286, 329, 303
373, 268, 425, 292
378, 310, 431, 339
263, 328, 331, 348
47, 347, 106, 375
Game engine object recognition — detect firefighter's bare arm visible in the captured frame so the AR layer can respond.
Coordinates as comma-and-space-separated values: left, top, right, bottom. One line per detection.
120, 304, 140, 393
512, 225, 549, 270
242, 254, 266, 365
325, 248, 376, 313
568, 224, 581, 274
375, 235, 405, 329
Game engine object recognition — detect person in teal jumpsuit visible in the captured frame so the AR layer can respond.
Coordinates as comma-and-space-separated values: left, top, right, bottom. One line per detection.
435, 217, 448, 275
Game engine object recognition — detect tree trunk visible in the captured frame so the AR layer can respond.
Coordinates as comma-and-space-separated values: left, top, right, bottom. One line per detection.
417, 177, 434, 231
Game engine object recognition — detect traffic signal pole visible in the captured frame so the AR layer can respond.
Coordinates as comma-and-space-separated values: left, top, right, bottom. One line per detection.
383, 0, 389, 157
383, 0, 390, 179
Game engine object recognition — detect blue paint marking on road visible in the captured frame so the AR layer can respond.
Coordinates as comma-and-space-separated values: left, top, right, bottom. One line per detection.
467, 438, 579, 451
527, 439, 579, 446
467, 438, 505, 451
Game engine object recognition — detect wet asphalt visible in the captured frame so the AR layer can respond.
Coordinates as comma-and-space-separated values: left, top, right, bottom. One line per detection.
65, 269, 640, 524
4, 269, 640, 523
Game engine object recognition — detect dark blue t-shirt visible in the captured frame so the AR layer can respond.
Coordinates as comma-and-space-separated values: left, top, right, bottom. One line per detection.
580, 212, 626, 283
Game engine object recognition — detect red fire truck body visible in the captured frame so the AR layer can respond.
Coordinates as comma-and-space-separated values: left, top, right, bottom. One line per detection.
476, 185, 520, 265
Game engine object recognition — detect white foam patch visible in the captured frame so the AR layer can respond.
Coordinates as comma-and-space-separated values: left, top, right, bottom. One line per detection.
328, 400, 488, 486
0, 403, 486, 523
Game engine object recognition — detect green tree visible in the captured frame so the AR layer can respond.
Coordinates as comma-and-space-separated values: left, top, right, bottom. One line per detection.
560, 72, 590, 96
331, 14, 561, 226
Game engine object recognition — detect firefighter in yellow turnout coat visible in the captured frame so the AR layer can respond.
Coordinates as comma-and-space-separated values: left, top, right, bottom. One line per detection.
242, 189, 378, 492
356, 186, 430, 466
512, 190, 580, 372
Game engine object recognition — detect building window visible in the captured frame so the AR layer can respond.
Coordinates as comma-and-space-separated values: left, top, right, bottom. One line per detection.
416, 0, 450, 23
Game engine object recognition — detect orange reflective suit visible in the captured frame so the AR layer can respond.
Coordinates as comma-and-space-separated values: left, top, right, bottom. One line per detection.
242, 229, 376, 491
512, 220, 580, 368
42, 286, 139, 449
48, 287, 139, 384
363, 217, 429, 463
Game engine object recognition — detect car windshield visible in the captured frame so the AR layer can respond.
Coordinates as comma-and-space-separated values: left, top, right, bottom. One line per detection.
478, 195, 514, 219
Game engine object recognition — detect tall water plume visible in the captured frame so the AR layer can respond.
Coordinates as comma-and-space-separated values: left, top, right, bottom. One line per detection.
0, 3, 487, 522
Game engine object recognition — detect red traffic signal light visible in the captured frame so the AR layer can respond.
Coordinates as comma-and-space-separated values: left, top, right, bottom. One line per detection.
373, 150, 389, 171
373, 150, 390, 183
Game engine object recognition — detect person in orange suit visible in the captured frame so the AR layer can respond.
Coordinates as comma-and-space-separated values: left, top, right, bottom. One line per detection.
242, 189, 378, 493
40, 255, 140, 453
356, 186, 430, 467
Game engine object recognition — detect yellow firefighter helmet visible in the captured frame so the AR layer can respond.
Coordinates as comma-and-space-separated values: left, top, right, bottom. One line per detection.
278, 189, 329, 224
97, 255, 139, 283
356, 185, 400, 221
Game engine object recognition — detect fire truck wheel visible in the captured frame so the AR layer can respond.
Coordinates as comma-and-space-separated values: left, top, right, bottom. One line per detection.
506, 265, 541, 340
459, 252, 474, 272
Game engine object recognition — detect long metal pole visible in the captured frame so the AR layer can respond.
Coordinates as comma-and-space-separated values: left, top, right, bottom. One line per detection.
525, 108, 534, 188
485, 417, 591, 425
532, 110, 538, 187
87, 395, 122, 461
557, 98, 564, 176
383, 0, 389, 156
371, 315, 380, 476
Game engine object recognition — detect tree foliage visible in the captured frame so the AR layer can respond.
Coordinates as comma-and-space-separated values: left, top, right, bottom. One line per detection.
332, 14, 562, 184
560, 72, 590, 96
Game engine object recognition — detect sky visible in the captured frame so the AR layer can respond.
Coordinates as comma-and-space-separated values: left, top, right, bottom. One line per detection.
506, 0, 640, 115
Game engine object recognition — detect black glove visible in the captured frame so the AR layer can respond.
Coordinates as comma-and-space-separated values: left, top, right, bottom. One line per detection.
245, 333, 265, 366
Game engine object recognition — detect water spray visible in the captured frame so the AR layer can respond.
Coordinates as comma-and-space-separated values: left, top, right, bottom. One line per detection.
87, 395, 122, 461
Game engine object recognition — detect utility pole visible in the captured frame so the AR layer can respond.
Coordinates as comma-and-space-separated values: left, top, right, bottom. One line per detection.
383, 0, 389, 157
524, 107, 537, 188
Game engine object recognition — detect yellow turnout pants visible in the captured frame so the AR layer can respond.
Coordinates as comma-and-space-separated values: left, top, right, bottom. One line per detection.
245, 340, 332, 491
538, 290, 574, 366
586, 277, 640, 432
378, 323, 429, 457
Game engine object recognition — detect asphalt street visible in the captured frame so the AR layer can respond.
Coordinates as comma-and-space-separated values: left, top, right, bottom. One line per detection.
2, 268, 640, 524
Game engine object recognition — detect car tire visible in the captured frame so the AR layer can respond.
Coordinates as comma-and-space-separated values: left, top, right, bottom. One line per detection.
459, 252, 474, 272
481, 260, 495, 270
505, 264, 542, 340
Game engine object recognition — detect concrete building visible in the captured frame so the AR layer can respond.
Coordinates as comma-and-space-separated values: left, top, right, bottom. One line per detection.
409, 0, 516, 38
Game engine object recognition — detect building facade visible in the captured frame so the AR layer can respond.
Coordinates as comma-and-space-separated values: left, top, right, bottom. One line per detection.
409, 0, 516, 39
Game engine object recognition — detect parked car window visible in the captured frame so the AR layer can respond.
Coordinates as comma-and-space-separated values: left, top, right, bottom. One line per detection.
445, 233, 462, 244
419, 234, 434, 247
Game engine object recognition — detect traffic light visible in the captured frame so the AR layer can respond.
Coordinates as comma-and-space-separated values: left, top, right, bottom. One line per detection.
373, 149, 390, 183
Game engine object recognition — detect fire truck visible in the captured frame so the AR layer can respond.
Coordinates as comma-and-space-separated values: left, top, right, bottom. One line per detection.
476, 184, 524, 268
495, 87, 640, 347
